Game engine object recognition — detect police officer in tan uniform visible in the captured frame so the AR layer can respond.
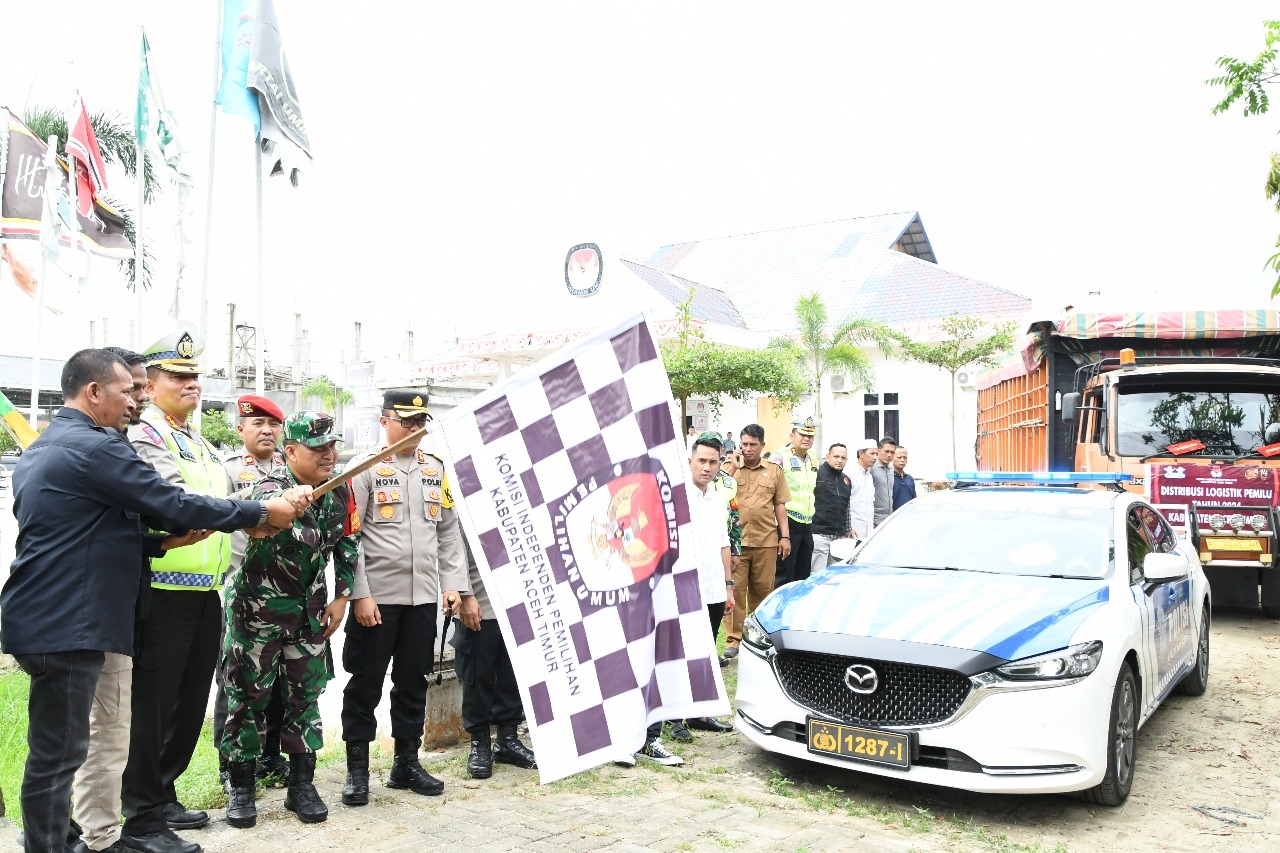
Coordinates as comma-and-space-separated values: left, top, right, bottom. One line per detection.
339, 390, 469, 804
214, 395, 290, 785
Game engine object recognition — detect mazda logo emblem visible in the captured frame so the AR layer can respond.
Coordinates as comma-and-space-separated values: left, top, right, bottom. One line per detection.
844, 664, 878, 695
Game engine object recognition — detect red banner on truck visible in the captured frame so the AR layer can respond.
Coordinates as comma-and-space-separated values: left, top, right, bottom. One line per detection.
1147, 464, 1280, 527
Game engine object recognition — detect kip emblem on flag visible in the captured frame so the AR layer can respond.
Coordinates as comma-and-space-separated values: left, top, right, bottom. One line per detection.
438, 315, 728, 782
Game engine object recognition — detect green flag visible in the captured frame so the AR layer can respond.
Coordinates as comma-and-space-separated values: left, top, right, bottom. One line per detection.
134, 28, 187, 178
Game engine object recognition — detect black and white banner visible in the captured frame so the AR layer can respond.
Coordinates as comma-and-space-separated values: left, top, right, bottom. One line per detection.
438, 315, 728, 782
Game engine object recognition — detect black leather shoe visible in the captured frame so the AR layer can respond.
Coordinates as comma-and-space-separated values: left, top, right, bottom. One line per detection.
162, 802, 208, 831
492, 725, 537, 769
342, 741, 371, 806
117, 829, 202, 853
687, 716, 734, 733
467, 736, 493, 779
284, 752, 329, 823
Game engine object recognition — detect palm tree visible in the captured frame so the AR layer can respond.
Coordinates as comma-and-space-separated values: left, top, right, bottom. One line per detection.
770, 293, 897, 445
23, 106, 157, 291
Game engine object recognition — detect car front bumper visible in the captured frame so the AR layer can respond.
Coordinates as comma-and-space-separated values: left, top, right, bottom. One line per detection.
734, 641, 1115, 795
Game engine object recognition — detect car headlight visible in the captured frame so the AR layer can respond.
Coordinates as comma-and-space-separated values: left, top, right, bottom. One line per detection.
742, 615, 773, 650
994, 640, 1103, 681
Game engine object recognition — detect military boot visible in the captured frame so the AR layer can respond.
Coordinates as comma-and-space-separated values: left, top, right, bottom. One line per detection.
342, 741, 371, 806
284, 752, 329, 823
385, 737, 444, 796
467, 730, 493, 779
492, 724, 538, 769
225, 760, 258, 829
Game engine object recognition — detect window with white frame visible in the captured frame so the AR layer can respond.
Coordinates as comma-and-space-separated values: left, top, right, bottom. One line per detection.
863, 392, 900, 442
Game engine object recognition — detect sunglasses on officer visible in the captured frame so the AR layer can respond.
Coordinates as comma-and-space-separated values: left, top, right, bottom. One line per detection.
384, 412, 430, 429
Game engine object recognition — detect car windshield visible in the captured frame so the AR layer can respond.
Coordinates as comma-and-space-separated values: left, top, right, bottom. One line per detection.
1116, 385, 1280, 457
857, 492, 1113, 579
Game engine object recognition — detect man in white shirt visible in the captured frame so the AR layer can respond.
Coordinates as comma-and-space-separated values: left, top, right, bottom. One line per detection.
848, 439, 878, 542
681, 434, 735, 735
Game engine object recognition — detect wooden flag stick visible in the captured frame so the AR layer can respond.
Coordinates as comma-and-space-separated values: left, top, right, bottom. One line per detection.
311, 427, 427, 498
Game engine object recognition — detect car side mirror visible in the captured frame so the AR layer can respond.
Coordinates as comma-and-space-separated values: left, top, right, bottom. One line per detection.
829, 537, 860, 564
1061, 392, 1081, 424
1142, 552, 1187, 583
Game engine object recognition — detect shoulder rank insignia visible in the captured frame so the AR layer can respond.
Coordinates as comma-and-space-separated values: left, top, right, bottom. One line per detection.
417, 449, 427, 463
243, 454, 255, 465
139, 423, 165, 446
376, 466, 396, 477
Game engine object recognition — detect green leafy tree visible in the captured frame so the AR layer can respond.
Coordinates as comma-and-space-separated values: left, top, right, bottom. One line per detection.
768, 293, 896, 445
23, 107, 158, 292
0, 426, 17, 454
300, 375, 356, 414
660, 291, 808, 427
199, 408, 240, 451
894, 313, 1016, 469
1207, 20, 1280, 296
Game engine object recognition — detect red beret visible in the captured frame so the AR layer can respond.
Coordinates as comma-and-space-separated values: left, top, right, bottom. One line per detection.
236, 395, 284, 422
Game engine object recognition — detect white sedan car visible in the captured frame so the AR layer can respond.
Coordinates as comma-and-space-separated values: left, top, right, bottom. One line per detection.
735, 473, 1210, 805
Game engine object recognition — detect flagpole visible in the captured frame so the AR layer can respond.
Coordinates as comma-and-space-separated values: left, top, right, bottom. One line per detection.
135, 137, 145, 348
29, 135, 58, 429
254, 149, 264, 395
198, 0, 224, 345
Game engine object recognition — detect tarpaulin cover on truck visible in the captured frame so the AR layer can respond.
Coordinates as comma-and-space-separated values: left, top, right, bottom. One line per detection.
976, 310, 1280, 391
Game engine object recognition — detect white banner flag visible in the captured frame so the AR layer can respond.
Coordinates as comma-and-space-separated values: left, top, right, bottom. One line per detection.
438, 314, 729, 783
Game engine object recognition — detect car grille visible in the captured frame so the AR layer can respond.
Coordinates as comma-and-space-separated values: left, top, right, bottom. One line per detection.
774, 650, 971, 726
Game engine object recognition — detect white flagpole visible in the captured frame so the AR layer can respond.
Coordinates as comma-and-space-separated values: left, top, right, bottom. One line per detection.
254, 149, 264, 395
135, 137, 145, 348
198, 0, 224, 344
29, 135, 58, 429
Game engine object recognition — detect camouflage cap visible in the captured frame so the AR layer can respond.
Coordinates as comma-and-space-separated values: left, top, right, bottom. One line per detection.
283, 411, 343, 447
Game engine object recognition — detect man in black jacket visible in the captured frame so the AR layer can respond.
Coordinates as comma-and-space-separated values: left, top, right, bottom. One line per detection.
0, 349, 308, 853
810, 443, 853, 573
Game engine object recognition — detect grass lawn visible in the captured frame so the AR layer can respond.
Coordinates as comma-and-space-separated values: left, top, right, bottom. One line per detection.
1, 669, 29, 826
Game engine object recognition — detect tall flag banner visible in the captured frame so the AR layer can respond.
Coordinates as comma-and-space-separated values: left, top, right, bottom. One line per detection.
66, 95, 109, 217
135, 29, 190, 181
0, 388, 39, 448
217, 0, 262, 129
437, 315, 729, 783
247, 0, 311, 184
0, 109, 132, 259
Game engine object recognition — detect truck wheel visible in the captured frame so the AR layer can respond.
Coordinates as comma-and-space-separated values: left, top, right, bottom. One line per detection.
1083, 662, 1137, 806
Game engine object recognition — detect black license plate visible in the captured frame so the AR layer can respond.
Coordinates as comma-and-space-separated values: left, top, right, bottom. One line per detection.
806, 719, 912, 769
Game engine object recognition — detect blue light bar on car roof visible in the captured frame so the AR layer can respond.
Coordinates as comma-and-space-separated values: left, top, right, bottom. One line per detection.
945, 472, 1133, 483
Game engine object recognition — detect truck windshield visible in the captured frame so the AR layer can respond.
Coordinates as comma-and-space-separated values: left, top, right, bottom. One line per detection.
1116, 387, 1280, 456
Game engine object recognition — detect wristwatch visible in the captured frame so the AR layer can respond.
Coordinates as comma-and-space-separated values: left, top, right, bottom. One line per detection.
258, 502, 270, 526
725, 579, 735, 587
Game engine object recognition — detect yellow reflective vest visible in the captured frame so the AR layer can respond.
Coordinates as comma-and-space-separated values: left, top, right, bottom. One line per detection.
772, 444, 818, 524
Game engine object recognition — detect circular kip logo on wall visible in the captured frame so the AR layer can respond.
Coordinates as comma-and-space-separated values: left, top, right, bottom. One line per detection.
553, 456, 680, 599
565, 243, 603, 296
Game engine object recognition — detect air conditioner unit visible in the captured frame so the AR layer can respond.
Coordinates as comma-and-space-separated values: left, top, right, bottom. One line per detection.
830, 373, 855, 394
955, 368, 977, 389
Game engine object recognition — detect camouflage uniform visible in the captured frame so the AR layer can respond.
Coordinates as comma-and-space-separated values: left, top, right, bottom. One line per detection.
219, 462, 360, 763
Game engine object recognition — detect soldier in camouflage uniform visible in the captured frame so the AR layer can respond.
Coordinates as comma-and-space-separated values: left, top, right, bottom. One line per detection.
221, 412, 361, 829
215, 394, 289, 786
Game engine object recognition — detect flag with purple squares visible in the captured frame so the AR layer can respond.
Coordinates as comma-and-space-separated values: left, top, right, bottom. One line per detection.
437, 314, 729, 782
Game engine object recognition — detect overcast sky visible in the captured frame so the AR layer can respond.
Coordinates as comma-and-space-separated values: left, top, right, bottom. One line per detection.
3, 2, 1280, 376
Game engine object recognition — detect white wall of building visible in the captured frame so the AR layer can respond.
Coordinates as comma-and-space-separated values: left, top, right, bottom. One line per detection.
676, 353, 981, 482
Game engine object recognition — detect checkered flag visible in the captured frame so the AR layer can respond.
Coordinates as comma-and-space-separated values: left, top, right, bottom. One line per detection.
438, 315, 729, 782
